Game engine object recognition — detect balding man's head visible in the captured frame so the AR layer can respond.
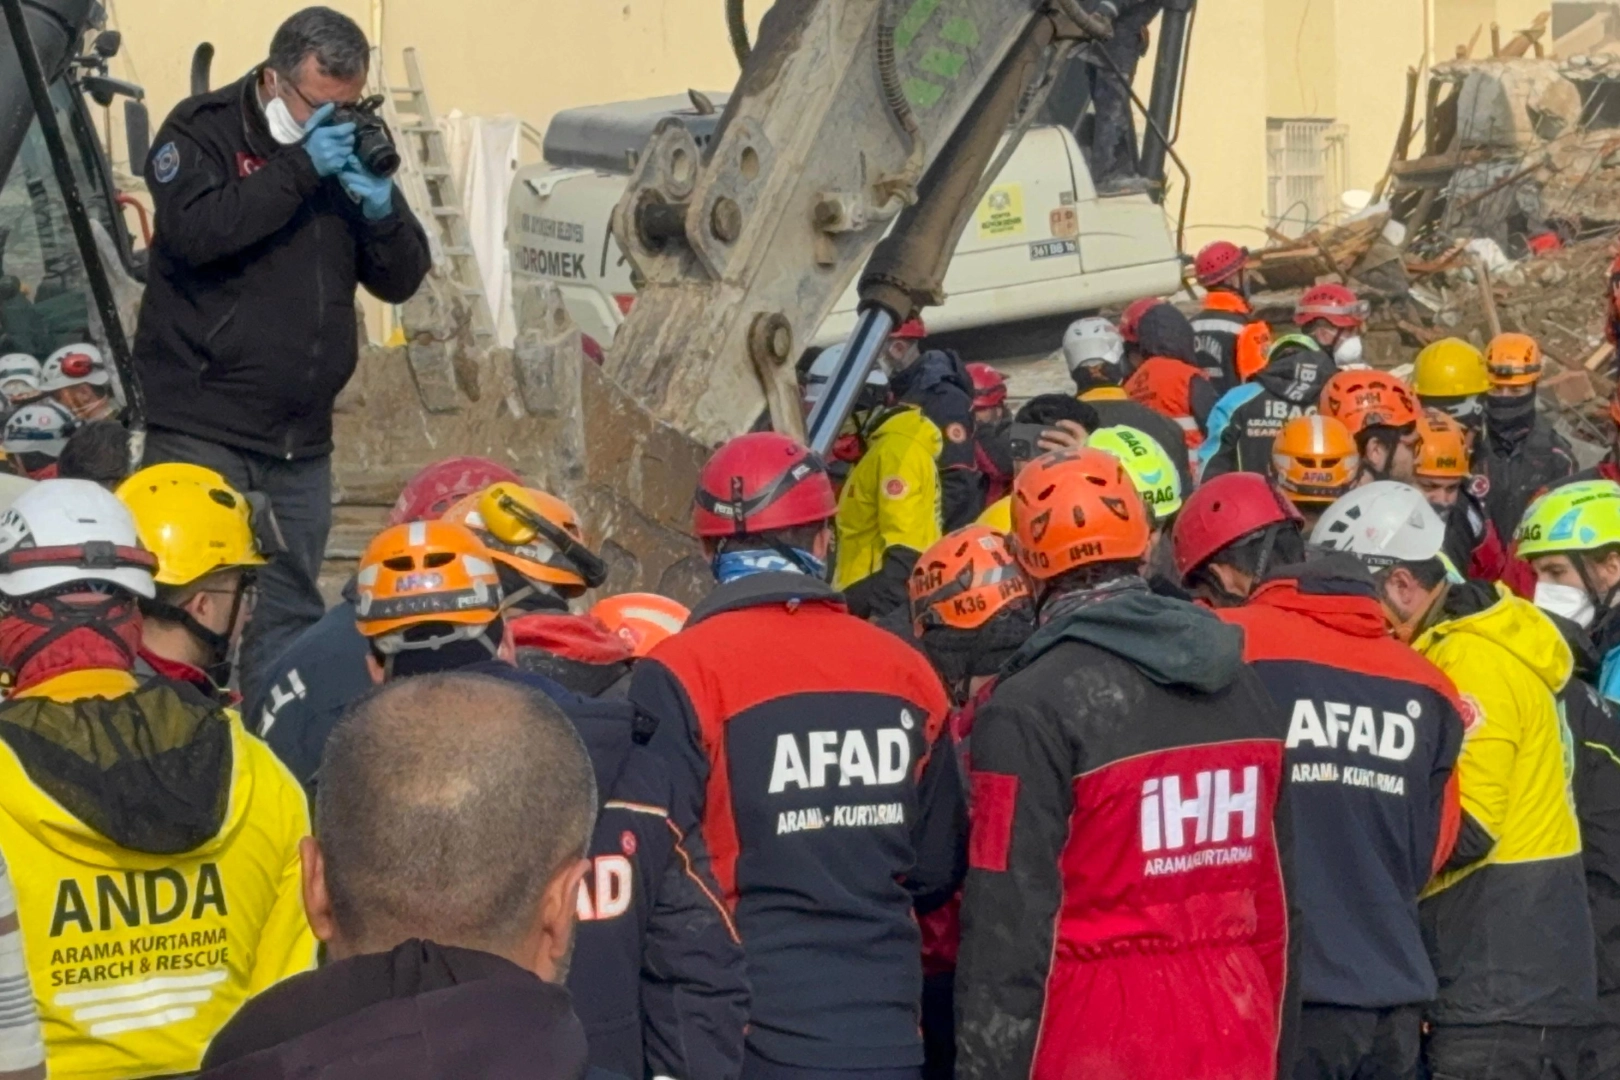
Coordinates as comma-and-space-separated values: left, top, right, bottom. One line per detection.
303, 673, 596, 976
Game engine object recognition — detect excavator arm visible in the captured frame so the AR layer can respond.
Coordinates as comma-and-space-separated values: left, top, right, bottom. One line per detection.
462, 0, 1195, 595
604, 0, 1109, 453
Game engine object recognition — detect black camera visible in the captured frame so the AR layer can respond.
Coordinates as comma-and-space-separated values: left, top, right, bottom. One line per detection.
328, 94, 400, 178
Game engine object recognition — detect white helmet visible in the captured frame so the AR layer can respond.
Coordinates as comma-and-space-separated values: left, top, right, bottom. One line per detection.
3, 400, 75, 458
3, 400, 76, 458
40, 344, 109, 393
1062, 317, 1125, 373
0, 479, 155, 598
803, 343, 889, 405
1309, 480, 1446, 567
0, 354, 40, 400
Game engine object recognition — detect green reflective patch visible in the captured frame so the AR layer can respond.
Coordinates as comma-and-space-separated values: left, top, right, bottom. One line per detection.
903, 77, 946, 109
940, 16, 979, 47
894, 0, 942, 52
918, 47, 965, 79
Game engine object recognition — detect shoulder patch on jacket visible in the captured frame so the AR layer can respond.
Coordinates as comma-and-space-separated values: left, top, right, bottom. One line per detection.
152, 142, 180, 183
969, 770, 1019, 872
1458, 692, 1486, 735
883, 476, 909, 498
1468, 474, 1491, 499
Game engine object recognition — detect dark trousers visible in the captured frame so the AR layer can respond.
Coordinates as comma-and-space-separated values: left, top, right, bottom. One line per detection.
1426, 1023, 1588, 1080
1584, 1023, 1620, 1079
741, 1047, 920, 1080
142, 426, 331, 708
920, 971, 954, 1080
1291, 1003, 1421, 1080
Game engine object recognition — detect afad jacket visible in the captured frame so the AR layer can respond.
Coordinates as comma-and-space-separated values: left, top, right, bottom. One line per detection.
629, 572, 962, 1071
833, 405, 943, 595
1218, 561, 1464, 1008
0, 669, 315, 1079
1415, 583, 1599, 1026
955, 583, 1296, 1080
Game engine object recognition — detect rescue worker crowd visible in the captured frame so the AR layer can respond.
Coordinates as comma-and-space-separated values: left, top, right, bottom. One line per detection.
4, 228, 1620, 1080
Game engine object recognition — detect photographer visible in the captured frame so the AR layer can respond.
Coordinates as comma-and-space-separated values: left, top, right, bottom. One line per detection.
133, 7, 430, 702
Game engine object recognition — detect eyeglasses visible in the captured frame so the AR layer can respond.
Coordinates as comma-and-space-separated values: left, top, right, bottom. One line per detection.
276, 71, 360, 113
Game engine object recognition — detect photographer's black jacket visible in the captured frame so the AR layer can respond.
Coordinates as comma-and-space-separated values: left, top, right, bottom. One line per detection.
134, 71, 431, 459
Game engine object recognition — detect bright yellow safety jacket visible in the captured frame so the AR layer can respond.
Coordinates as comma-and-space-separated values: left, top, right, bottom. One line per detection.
1414, 586, 1597, 1025
976, 495, 1012, 534
0, 669, 315, 1079
834, 405, 943, 591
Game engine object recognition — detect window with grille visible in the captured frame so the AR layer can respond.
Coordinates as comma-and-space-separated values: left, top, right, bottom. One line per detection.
1266, 119, 1348, 238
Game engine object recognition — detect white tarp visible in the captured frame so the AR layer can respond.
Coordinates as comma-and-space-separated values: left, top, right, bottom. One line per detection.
440, 110, 523, 346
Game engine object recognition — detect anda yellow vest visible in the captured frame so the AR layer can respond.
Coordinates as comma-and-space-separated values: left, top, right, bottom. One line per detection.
0, 671, 315, 1079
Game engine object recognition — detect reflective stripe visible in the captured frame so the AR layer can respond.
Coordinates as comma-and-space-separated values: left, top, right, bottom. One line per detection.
1174, 416, 1199, 431
1191, 318, 1241, 333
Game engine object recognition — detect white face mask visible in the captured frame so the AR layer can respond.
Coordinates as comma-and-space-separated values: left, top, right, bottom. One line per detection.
1333, 334, 1366, 367
261, 73, 307, 146
1534, 580, 1595, 629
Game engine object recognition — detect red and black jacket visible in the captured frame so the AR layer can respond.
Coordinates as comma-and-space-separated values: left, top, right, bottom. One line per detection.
629, 572, 962, 1071
956, 582, 1297, 1080
1218, 561, 1465, 1009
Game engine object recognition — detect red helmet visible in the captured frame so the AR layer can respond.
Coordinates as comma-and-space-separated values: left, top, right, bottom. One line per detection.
1171, 472, 1302, 579
1194, 241, 1248, 287
1295, 283, 1368, 330
389, 457, 522, 525
966, 363, 1007, 409
692, 432, 837, 537
891, 318, 927, 340
1119, 297, 1163, 344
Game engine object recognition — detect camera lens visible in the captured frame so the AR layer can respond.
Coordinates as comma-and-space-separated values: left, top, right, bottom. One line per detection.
358, 130, 400, 178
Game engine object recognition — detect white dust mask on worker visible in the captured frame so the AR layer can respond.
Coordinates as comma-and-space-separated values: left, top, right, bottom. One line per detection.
261, 72, 307, 146
1333, 334, 1366, 368
1534, 580, 1595, 629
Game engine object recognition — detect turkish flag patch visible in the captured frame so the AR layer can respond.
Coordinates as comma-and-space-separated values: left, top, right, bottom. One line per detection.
883, 476, 908, 498
236, 152, 268, 178
969, 770, 1019, 872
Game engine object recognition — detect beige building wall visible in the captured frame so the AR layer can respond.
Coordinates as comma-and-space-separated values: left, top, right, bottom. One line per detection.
101, 0, 748, 175
100, 0, 1559, 268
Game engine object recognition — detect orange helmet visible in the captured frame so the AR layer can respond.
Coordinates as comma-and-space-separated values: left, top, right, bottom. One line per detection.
1320, 369, 1419, 436
909, 525, 1031, 632
590, 592, 689, 657
1271, 414, 1359, 505
1415, 413, 1471, 479
1485, 332, 1543, 387
1234, 321, 1274, 382
441, 484, 595, 596
354, 520, 502, 642
1011, 448, 1151, 580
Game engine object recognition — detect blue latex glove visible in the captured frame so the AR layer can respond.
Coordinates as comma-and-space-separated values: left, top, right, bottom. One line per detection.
301, 103, 355, 178
337, 155, 396, 220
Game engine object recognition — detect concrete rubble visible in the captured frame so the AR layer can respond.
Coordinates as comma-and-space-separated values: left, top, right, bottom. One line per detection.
1242, 3, 1620, 458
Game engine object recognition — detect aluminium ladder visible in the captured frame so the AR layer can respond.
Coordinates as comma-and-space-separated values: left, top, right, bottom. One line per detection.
372, 47, 496, 347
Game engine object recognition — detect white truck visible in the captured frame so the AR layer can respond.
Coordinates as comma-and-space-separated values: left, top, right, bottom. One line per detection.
508, 91, 1183, 362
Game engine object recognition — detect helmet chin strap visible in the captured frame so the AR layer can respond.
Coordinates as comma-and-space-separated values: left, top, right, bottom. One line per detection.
1573, 555, 1620, 615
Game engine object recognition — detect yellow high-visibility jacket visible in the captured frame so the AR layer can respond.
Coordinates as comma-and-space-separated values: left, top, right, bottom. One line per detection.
976, 495, 1012, 534
1414, 586, 1596, 1025
834, 405, 943, 591
0, 669, 315, 1079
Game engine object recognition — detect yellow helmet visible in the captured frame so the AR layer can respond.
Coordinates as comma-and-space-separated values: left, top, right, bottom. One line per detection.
116, 463, 267, 588
443, 484, 596, 595
1413, 338, 1490, 398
